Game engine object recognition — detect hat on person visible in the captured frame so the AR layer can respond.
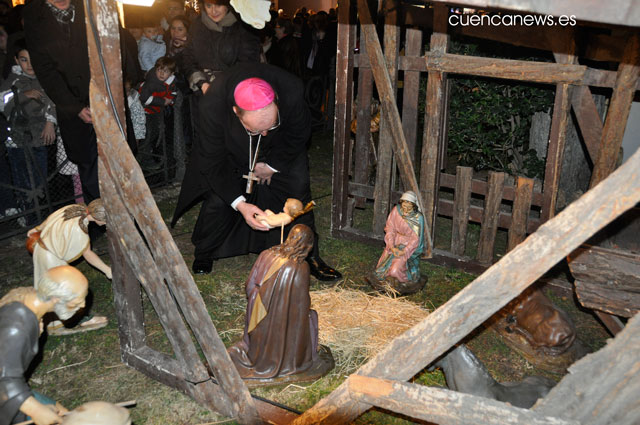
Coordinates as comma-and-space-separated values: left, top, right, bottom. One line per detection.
399, 191, 418, 205
234, 78, 275, 111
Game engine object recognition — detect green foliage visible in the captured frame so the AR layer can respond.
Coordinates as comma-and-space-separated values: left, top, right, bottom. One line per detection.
445, 41, 553, 178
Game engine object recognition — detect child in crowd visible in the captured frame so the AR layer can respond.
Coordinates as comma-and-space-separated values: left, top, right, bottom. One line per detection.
0, 38, 56, 222
138, 22, 166, 72
137, 56, 176, 170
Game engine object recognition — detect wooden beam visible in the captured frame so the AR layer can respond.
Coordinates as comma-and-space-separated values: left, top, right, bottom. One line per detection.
331, 0, 355, 232
347, 375, 579, 425
590, 33, 640, 187
292, 138, 640, 425
570, 85, 602, 162
357, 0, 433, 255
507, 176, 534, 251
372, 0, 400, 235
401, 27, 423, 163
84, 1, 261, 423
534, 313, 640, 425
353, 38, 373, 208
451, 166, 472, 256
477, 172, 506, 264
541, 40, 577, 221
429, 0, 640, 27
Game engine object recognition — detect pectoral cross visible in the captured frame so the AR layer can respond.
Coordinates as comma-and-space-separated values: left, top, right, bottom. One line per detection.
243, 171, 260, 194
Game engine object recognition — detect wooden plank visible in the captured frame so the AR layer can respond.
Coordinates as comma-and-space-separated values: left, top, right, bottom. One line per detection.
401, 27, 422, 163
541, 41, 576, 222
570, 85, 602, 162
357, 0, 433, 255
331, 0, 355, 232
534, 313, 640, 425
371, 0, 400, 235
99, 171, 211, 382
477, 172, 506, 264
438, 173, 543, 206
373, 55, 640, 91
292, 137, 640, 425
451, 166, 473, 256
353, 39, 373, 209
429, 0, 640, 27
590, 33, 640, 188
438, 198, 541, 235
347, 375, 578, 425
592, 311, 626, 335
420, 4, 449, 239
346, 182, 542, 233
508, 176, 534, 251
85, 1, 261, 423
107, 232, 146, 353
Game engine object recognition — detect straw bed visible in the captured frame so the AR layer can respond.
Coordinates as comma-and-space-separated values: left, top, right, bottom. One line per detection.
310, 286, 430, 374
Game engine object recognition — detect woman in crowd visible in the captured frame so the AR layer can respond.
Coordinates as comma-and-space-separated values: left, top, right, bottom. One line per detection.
182, 0, 260, 95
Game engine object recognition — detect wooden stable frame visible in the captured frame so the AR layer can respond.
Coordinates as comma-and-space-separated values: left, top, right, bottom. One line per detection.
331, 0, 640, 271
88, 0, 640, 423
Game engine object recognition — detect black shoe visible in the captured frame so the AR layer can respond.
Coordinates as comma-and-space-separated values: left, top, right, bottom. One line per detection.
192, 257, 213, 274
307, 256, 342, 281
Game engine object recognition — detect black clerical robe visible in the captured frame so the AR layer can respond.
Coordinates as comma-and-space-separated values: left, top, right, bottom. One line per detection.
172, 63, 315, 259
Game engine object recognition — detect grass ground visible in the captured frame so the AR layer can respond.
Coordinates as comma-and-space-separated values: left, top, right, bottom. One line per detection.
0, 129, 610, 424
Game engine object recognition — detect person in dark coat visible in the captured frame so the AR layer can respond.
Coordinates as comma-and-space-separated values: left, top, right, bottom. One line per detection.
182, 0, 260, 95
171, 63, 341, 281
267, 17, 302, 78
23, 0, 137, 204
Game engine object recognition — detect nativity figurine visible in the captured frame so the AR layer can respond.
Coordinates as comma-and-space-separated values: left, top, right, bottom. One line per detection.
228, 224, 333, 384
62, 401, 131, 425
366, 191, 426, 295
255, 198, 304, 229
0, 265, 88, 425
27, 199, 110, 335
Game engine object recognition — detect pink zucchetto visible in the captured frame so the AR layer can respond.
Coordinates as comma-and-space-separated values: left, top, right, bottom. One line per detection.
234, 78, 275, 111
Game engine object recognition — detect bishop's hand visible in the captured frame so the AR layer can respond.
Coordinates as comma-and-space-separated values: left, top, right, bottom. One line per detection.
254, 162, 275, 185
237, 201, 270, 231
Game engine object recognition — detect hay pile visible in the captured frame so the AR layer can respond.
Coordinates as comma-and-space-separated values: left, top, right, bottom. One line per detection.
310, 286, 430, 374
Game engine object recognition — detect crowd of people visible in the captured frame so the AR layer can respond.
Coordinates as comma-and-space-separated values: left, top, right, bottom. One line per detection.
0, 0, 338, 231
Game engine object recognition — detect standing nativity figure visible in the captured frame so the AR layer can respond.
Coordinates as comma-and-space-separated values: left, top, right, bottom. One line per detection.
0, 265, 88, 425
228, 224, 333, 384
27, 199, 111, 335
367, 191, 426, 295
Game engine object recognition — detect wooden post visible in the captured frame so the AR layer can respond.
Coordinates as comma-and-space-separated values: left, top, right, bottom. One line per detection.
357, 0, 433, 255
84, 0, 262, 422
347, 375, 579, 425
401, 27, 423, 163
451, 166, 472, 256
372, 0, 400, 234
507, 176, 534, 251
541, 36, 577, 221
477, 172, 505, 264
419, 3, 449, 238
570, 85, 602, 162
353, 39, 373, 209
331, 0, 356, 232
292, 142, 640, 425
590, 33, 640, 187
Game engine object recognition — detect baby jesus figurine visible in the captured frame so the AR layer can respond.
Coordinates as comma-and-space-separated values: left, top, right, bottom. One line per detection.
255, 199, 316, 243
